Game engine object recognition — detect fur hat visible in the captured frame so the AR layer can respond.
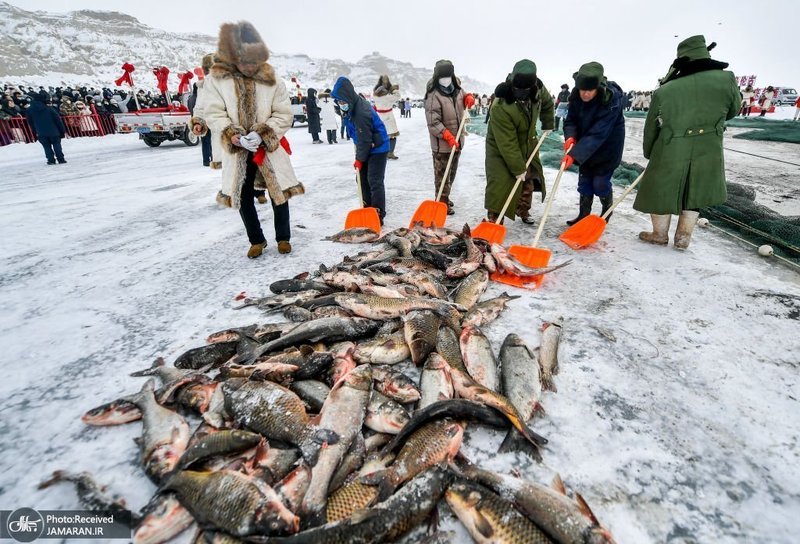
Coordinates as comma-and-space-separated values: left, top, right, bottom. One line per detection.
573, 61, 604, 90
201, 53, 215, 75
510, 59, 537, 88
217, 22, 269, 65
433, 60, 455, 79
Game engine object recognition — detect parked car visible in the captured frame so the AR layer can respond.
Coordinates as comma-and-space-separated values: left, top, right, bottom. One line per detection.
114, 110, 198, 147
772, 87, 798, 106
290, 95, 307, 126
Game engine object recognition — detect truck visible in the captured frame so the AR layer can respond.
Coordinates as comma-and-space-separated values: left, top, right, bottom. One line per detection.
286, 77, 307, 126
113, 109, 199, 147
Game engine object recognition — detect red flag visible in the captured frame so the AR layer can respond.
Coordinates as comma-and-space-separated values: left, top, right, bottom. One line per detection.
177, 71, 194, 94
114, 63, 135, 87
152, 66, 170, 94
193, 67, 205, 81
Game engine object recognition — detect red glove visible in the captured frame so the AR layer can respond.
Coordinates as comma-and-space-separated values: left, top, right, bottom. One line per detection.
464, 94, 476, 109
563, 137, 576, 151
253, 146, 266, 166
561, 154, 575, 169
354, 160, 363, 171
442, 129, 459, 149
279, 136, 292, 155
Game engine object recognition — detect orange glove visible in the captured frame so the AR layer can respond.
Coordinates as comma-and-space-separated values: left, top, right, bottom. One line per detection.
354, 159, 363, 171
442, 129, 459, 149
563, 137, 576, 151
464, 94, 476, 109
561, 154, 575, 169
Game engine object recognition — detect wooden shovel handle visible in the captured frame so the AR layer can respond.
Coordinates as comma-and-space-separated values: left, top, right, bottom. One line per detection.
495, 130, 553, 224
601, 170, 645, 219
355, 168, 364, 208
436, 110, 471, 201
532, 144, 572, 248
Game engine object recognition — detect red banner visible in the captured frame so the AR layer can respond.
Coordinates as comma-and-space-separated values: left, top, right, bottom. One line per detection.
152, 66, 170, 94
177, 71, 194, 95
114, 62, 135, 87
193, 67, 205, 81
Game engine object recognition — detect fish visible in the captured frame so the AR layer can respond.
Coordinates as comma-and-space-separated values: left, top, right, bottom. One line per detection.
312, 306, 354, 319
460, 325, 499, 392
252, 442, 302, 486
365, 391, 410, 434
244, 317, 381, 362
403, 310, 441, 365
284, 305, 314, 322
436, 326, 467, 373
177, 429, 262, 469
490, 243, 573, 278
332, 293, 461, 322
352, 331, 410, 365
361, 418, 462, 500
300, 364, 372, 526
329, 431, 366, 492
458, 463, 616, 544
252, 322, 302, 342
37, 471, 139, 525
223, 380, 338, 464
539, 320, 563, 393
397, 271, 448, 299
122, 379, 190, 483
329, 342, 357, 386
321, 269, 373, 291
325, 480, 379, 524
418, 353, 454, 410
81, 398, 142, 426
450, 269, 489, 310
462, 293, 520, 328
499, 334, 545, 456
413, 246, 454, 270
235, 290, 324, 311
445, 479, 555, 544
274, 464, 313, 513
163, 470, 299, 537
445, 225, 484, 279
132, 493, 194, 544
383, 232, 415, 257
270, 276, 333, 294
206, 324, 260, 344
290, 380, 331, 413
325, 227, 381, 244
358, 281, 415, 299
371, 366, 421, 403
174, 341, 239, 369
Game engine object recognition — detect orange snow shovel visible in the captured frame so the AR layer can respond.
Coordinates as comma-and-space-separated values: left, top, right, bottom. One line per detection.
345, 169, 381, 234
491, 147, 573, 289
408, 110, 470, 229
559, 170, 645, 249
473, 130, 553, 244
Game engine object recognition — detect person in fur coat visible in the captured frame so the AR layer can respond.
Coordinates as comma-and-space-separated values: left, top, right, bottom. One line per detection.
191, 22, 304, 258
372, 75, 400, 159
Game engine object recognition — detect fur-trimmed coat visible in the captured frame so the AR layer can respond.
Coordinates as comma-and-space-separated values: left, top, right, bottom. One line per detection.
190, 79, 222, 166
373, 86, 400, 136
193, 61, 304, 209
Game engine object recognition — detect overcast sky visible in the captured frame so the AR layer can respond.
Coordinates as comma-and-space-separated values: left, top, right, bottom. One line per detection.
9, 0, 799, 91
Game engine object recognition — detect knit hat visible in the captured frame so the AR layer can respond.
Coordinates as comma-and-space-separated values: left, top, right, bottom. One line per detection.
561, 84, 569, 90
573, 62, 605, 90
217, 21, 269, 65
434, 60, 455, 78
510, 59, 537, 88
676, 35, 711, 61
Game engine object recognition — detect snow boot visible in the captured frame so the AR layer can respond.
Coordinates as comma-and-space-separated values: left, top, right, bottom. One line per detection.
216, 191, 232, 208
600, 193, 614, 223
673, 211, 700, 250
278, 241, 292, 254
519, 215, 536, 225
57, 159, 67, 164
638, 214, 671, 245
247, 243, 266, 259
566, 195, 593, 226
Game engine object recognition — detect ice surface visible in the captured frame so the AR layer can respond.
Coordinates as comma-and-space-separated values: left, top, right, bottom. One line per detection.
0, 113, 799, 543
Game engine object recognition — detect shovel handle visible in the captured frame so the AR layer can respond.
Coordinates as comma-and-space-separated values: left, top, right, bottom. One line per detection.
532, 144, 572, 248
601, 170, 645, 220
495, 130, 553, 223
355, 168, 365, 208
436, 109, 471, 202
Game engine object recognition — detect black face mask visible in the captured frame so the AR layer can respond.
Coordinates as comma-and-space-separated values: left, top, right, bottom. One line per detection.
512, 87, 531, 101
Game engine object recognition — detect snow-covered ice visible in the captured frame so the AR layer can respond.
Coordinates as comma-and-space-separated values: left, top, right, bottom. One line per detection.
0, 112, 798, 543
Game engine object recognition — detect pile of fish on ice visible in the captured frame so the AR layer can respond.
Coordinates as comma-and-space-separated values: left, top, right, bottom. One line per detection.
40, 224, 616, 543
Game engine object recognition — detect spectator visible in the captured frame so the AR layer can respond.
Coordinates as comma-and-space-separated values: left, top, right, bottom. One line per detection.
759, 86, 774, 117
306, 88, 322, 143
318, 88, 339, 144
373, 75, 401, 159
794, 96, 800, 121
554, 83, 570, 131
740, 85, 754, 117
26, 90, 66, 165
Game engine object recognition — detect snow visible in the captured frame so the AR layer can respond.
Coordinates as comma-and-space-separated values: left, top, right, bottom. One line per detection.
1, 112, 799, 544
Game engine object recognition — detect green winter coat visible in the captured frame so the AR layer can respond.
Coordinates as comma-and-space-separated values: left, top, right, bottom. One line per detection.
485, 61, 555, 220
633, 44, 741, 214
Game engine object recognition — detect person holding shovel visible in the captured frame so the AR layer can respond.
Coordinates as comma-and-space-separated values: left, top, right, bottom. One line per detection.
424, 60, 475, 215
634, 35, 740, 249
331, 76, 390, 225
562, 62, 625, 226
484, 59, 554, 224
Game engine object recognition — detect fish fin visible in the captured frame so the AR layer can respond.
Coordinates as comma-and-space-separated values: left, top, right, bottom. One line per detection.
498, 429, 543, 462
294, 271, 309, 280
299, 429, 340, 464
575, 492, 602, 526
37, 470, 69, 489
121, 378, 155, 406
130, 357, 166, 377
308, 414, 321, 426
349, 508, 379, 524
473, 509, 494, 539
552, 473, 568, 495
540, 374, 557, 393
252, 438, 270, 467
234, 291, 248, 301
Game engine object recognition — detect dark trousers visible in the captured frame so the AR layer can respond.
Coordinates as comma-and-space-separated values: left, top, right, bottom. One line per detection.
340, 125, 349, 140
577, 171, 613, 198
360, 152, 388, 220
240, 154, 291, 245
326, 129, 337, 143
39, 136, 64, 163
311, 131, 321, 142
201, 132, 212, 164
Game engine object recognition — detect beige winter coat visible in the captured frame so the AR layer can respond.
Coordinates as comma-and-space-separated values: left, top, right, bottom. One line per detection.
194, 61, 304, 209
424, 87, 466, 153
373, 87, 400, 136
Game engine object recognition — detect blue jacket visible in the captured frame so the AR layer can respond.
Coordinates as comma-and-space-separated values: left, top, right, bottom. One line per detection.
564, 81, 625, 176
331, 77, 389, 161
26, 100, 66, 139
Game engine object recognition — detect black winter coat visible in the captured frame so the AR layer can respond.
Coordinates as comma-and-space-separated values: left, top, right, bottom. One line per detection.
306, 88, 321, 134
563, 82, 625, 176
26, 100, 66, 139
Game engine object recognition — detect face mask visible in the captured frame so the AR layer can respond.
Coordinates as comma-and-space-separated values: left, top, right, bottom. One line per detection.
438, 77, 453, 88
512, 87, 530, 101
339, 103, 350, 112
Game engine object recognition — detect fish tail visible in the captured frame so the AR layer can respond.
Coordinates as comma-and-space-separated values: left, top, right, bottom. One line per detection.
37, 470, 69, 489
299, 428, 340, 464
541, 374, 558, 393
497, 430, 543, 462
130, 357, 166, 377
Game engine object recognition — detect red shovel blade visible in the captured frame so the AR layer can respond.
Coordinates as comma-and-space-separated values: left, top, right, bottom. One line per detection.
408, 200, 448, 229
345, 207, 381, 234
490, 245, 552, 289
559, 214, 607, 249
472, 221, 507, 245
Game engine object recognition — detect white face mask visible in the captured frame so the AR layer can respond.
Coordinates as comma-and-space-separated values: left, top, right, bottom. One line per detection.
438, 77, 453, 88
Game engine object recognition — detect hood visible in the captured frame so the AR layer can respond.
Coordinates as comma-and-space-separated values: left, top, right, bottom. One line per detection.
331, 77, 359, 105
307, 88, 317, 99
